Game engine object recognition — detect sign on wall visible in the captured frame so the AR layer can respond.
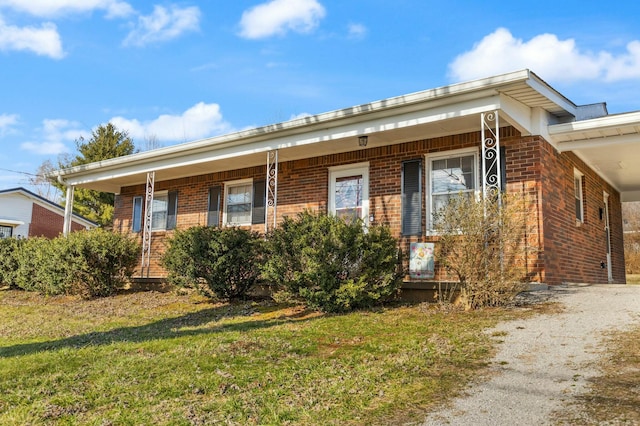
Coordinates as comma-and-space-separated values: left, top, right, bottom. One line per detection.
409, 242, 435, 279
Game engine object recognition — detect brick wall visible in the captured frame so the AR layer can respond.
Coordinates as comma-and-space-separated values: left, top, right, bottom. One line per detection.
28, 203, 87, 238
539, 139, 625, 284
114, 127, 624, 285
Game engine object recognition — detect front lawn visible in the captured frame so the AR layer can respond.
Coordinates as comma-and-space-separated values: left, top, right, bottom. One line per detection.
0, 289, 530, 425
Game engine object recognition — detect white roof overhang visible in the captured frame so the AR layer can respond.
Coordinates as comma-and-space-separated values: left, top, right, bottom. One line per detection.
549, 112, 640, 201
0, 219, 24, 227
52, 69, 578, 193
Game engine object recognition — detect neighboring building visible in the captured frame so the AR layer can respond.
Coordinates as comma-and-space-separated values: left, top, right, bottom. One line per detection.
0, 187, 96, 239
52, 70, 640, 288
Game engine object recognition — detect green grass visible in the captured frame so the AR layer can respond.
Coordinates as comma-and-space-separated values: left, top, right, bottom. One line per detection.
0, 289, 531, 425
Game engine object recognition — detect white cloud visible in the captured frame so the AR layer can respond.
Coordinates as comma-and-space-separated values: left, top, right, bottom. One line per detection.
109, 102, 232, 143
347, 23, 367, 40
605, 40, 640, 81
0, 17, 64, 59
0, 113, 19, 136
0, 0, 134, 18
123, 5, 200, 47
20, 118, 85, 155
448, 28, 640, 83
21, 141, 68, 155
239, 0, 325, 39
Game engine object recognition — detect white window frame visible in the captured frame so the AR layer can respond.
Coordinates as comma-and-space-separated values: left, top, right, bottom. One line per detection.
223, 178, 253, 226
574, 169, 585, 225
328, 162, 370, 225
151, 190, 169, 231
426, 148, 480, 232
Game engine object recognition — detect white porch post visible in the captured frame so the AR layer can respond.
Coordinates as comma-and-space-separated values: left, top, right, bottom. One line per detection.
63, 184, 75, 236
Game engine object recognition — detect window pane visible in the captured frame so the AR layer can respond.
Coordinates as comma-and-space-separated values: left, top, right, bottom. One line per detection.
226, 183, 252, 224
432, 155, 475, 194
151, 195, 168, 230
335, 175, 362, 209
0, 225, 12, 238
227, 203, 251, 224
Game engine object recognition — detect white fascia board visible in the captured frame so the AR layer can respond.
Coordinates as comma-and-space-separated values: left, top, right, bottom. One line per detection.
53, 71, 536, 184
550, 111, 640, 135
555, 133, 640, 153
61, 94, 504, 190
0, 218, 25, 226
526, 73, 578, 116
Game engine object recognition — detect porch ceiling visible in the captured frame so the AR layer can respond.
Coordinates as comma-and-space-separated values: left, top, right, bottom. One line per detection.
550, 111, 640, 201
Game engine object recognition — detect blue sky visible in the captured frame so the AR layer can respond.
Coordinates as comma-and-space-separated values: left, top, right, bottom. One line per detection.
2, 0, 640, 195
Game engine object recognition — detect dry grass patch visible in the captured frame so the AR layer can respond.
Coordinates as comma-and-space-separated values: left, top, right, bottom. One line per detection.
554, 325, 640, 425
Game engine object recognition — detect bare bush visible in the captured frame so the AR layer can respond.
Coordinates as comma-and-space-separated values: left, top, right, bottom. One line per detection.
433, 193, 534, 309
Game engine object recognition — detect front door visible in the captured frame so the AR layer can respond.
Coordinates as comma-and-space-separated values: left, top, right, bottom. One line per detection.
604, 192, 613, 283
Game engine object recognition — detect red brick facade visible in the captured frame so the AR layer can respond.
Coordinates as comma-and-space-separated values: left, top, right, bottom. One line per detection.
28, 203, 87, 239
114, 127, 625, 285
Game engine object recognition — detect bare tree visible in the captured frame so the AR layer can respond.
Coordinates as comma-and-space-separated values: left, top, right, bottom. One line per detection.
433, 193, 535, 309
141, 133, 162, 151
622, 202, 640, 274
28, 160, 61, 202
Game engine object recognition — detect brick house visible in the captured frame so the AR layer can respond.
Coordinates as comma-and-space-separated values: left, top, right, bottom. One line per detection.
52, 70, 640, 289
0, 187, 96, 239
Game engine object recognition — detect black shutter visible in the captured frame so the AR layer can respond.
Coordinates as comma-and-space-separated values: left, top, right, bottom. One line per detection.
132, 196, 142, 232
252, 180, 266, 225
167, 191, 178, 230
500, 146, 507, 192
207, 186, 220, 227
402, 160, 422, 236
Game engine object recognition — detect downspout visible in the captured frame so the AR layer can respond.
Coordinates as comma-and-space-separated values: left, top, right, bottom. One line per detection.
57, 174, 75, 236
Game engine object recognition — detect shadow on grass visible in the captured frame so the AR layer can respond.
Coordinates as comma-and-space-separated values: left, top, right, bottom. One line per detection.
0, 303, 319, 358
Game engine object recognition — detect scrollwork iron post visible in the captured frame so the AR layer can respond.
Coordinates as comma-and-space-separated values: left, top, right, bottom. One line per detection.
266, 150, 278, 233
481, 111, 501, 207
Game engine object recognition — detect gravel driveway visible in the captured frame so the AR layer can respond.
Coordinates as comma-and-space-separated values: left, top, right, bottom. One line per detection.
422, 284, 640, 426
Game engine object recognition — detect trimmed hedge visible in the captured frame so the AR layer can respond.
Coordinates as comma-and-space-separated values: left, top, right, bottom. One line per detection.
262, 211, 402, 312
162, 226, 264, 300
1, 229, 139, 297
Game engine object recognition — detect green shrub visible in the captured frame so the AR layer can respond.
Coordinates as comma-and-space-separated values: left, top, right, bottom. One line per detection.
0, 238, 22, 287
262, 211, 402, 313
9, 230, 139, 297
66, 229, 140, 297
13, 237, 78, 295
162, 226, 264, 300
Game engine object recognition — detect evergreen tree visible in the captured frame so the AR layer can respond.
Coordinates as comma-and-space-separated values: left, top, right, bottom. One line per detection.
56, 123, 135, 226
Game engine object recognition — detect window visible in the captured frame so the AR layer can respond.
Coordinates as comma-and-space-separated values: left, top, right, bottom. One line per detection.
328, 163, 369, 223
0, 225, 12, 239
402, 160, 422, 236
131, 191, 177, 232
222, 179, 266, 226
427, 149, 478, 230
151, 193, 169, 230
574, 170, 584, 224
